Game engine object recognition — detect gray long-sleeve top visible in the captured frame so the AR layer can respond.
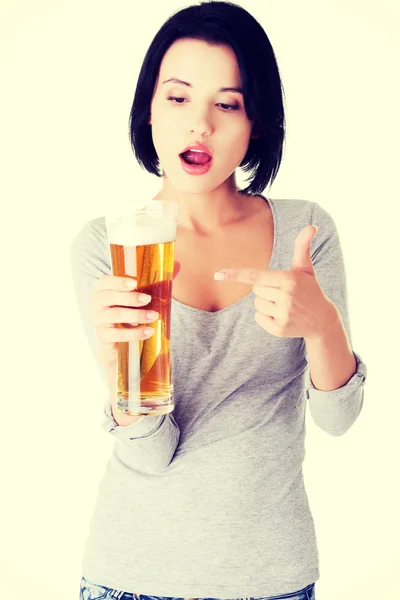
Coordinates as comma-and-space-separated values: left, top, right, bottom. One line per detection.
70, 197, 367, 598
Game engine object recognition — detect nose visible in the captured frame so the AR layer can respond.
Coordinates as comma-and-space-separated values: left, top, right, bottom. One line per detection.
189, 108, 213, 137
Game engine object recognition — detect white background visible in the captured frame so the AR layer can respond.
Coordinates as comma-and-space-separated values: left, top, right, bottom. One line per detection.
1, 1, 399, 599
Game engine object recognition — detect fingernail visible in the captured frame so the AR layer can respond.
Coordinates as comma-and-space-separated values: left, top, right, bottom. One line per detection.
146, 311, 159, 320
214, 272, 227, 281
125, 278, 137, 288
138, 293, 151, 303
143, 327, 155, 337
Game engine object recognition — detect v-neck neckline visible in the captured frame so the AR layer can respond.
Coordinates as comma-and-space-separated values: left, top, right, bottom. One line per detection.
171, 195, 278, 316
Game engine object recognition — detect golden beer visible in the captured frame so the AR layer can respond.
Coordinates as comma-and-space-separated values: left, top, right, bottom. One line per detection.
106, 201, 178, 417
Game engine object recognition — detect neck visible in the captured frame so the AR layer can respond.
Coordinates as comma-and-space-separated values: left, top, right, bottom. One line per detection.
152, 174, 252, 234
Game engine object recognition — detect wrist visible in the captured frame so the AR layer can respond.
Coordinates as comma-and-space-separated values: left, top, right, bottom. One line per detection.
305, 300, 341, 343
111, 405, 143, 426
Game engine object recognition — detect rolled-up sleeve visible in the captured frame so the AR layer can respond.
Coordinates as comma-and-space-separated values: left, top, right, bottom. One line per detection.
102, 397, 180, 470
304, 202, 368, 436
305, 351, 367, 436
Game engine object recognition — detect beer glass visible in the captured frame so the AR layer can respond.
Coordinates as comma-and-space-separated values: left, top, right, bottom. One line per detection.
106, 200, 178, 417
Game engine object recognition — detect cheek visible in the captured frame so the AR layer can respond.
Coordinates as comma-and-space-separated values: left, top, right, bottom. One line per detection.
152, 110, 171, 132
222, 125, 252, 160
150, 116, 174, 153
226, 115, 252, 138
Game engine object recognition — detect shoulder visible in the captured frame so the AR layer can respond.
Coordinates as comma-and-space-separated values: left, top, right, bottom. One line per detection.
267, 198, 340, 263
69, 215, 109, 274
269, 197, 337, 231
70, 216, 107, 252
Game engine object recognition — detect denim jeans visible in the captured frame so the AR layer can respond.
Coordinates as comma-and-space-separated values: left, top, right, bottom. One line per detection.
79, 576, 316, 600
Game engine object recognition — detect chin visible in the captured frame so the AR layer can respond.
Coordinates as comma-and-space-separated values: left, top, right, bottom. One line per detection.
165, 167, 233, 195
182, 181, 221, 194
163, 174, 215, 194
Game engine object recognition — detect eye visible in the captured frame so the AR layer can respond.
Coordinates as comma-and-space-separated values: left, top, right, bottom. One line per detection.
167, 97, 240, 111
218, 103, 239, 111
167, 96, 186, 104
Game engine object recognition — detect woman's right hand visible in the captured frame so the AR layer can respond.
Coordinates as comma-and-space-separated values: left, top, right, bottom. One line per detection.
90, 260, 180, 373
90, 275, 158, 372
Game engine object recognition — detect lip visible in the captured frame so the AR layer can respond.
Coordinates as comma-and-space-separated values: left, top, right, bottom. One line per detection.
179, 154, 213, 176
179, 143, 213, 158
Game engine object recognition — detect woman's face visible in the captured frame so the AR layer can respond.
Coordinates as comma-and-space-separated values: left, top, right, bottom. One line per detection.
149, 38, 255, 194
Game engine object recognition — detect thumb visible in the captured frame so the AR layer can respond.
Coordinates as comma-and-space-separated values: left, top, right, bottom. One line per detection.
290, 225, 318, 273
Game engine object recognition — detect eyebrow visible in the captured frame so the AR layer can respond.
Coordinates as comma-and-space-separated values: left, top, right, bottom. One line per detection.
162, 77, 243, 94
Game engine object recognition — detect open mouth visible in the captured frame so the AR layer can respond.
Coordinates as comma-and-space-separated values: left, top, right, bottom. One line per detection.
179, 150, 212, 166
179, 150, 213, 175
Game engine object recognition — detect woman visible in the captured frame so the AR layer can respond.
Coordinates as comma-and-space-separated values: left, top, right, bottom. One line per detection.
71, 2, 367, 599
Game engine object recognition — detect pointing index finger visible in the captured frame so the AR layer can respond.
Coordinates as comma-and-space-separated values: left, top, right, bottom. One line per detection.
214, 268, 284, 287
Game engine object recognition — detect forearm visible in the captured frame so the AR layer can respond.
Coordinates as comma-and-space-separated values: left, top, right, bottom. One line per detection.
304, 307, 357, 392
102, 364, 181, 471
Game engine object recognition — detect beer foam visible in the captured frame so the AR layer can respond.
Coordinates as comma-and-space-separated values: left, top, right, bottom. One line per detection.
107, 215, 176, 246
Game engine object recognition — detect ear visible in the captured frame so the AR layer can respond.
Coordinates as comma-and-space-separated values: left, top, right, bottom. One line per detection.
148, 114, 152, 125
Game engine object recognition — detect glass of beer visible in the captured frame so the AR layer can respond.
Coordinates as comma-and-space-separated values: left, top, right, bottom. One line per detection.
106, 200, 178, 417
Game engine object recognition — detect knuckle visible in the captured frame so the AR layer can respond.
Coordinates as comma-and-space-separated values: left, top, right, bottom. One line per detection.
285, 296, 293, 311
127, 308, 139, 323
114, 306, 126, 322
123, 307, 141, 324
278, 309, 288, 324
90, 290, 104, 312
248, 269, 259, 284
108, 290, 119, 306
129, 308, 142, 323
94, 289, 109, 309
